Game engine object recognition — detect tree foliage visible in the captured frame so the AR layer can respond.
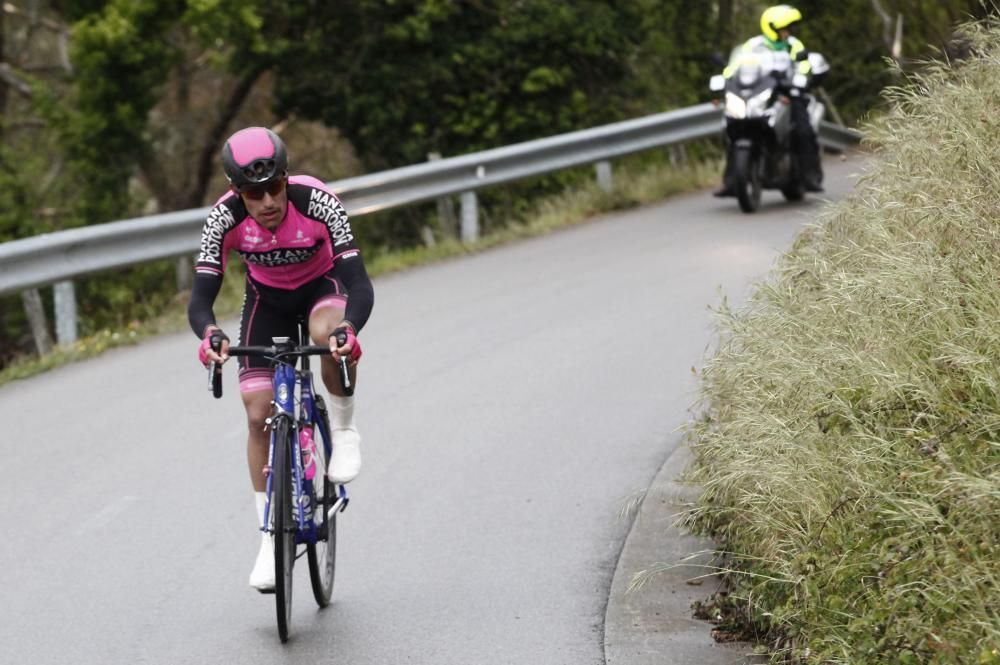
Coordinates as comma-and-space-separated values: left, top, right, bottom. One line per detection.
60, 0, 183, 223
271, 0, 648, 170
789, 0, 996, 122
631, 0, 721, 110
7, 0, 994, 228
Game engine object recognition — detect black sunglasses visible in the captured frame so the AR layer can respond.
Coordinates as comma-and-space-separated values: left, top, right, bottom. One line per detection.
240, 177, 287, 201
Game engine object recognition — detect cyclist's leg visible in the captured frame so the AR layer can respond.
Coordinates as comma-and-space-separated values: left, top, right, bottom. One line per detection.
237, 279, 292, 488
309, 309, 356, 398
242, 391, 272, 490
306, 273, 361, 483
237, 278, 299, 590
242, 389, 276, 589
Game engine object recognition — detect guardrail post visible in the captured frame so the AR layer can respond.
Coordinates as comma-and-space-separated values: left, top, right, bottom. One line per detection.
176, 256, 193, 291
428, 152, 458, 239
53, 280, 78, 345
460, 191, 479, 244
595, 161, 613, 192
21, 288, 53, 355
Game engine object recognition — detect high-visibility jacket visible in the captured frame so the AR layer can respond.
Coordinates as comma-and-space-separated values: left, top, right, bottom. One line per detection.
723, 35, 810, 79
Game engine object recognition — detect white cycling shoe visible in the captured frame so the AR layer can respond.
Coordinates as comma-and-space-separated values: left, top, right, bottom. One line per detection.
327, 427, 361, 483
250, 492, 275, 592
249, 535, 275, 592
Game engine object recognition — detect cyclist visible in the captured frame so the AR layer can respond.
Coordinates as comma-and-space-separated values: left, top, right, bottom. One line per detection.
188, 126, 374, 591
714, 4, 824, 197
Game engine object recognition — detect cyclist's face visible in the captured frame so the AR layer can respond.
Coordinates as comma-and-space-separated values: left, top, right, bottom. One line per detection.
240, 179, 288, 229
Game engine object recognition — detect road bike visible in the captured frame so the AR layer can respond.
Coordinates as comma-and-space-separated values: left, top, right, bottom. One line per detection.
207, 325, 353, 642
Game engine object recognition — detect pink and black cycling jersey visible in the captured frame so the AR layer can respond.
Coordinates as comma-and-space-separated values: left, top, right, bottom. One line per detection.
187, 174, 374, 341
195, 175, 359, 288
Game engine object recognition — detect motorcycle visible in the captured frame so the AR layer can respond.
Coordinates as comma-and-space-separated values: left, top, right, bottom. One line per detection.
710, 50, 829, 213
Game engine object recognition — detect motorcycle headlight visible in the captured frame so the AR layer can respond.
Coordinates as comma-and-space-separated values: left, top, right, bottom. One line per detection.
724, 92, 746, 119
745, 89, 772, 117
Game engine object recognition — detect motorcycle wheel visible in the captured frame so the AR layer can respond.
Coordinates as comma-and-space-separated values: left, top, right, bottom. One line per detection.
734, 148, 762, 213
781, 159, 805, 202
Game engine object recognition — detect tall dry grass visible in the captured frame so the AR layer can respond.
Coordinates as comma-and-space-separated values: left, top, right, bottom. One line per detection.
685, 20, 1000, 664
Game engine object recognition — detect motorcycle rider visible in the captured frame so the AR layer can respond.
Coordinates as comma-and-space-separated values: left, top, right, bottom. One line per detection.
714, 4, 824, 197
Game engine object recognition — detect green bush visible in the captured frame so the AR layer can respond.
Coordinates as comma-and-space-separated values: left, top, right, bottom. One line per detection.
686, 20, 1000, 664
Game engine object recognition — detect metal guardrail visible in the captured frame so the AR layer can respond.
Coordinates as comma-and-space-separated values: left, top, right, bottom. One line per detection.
817, 121, 864, 153
0, 103, 861, 341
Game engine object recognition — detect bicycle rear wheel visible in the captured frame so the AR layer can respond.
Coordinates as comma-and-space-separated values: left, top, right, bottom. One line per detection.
307, 396, 337, 607
273, 418, 296, 642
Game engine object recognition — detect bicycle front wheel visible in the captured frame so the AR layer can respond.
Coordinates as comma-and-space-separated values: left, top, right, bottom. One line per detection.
307, 396, 336, 607
273, 418, 296, 642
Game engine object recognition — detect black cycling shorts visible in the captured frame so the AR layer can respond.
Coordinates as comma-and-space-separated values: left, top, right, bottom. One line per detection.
237, 270, 346, 393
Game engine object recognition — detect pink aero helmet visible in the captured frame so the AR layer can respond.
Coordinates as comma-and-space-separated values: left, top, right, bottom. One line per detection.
221, 126, 288, 190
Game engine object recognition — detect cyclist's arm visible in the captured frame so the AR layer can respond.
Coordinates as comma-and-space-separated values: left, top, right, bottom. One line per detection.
332, 254, 374, 333
188, 272, 224, 338
296, 177, 374, 332
189, 197, 241, 338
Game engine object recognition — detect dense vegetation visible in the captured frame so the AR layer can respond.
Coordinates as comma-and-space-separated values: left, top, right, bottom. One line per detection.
0, 0, 995, 366
686, 18, 1000, 664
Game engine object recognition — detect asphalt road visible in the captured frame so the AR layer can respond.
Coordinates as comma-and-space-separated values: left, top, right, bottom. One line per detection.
0, 156, 862, 665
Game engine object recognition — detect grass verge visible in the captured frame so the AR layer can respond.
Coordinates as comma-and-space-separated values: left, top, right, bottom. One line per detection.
683, 20, 1000, 664
0, 155, 720, 386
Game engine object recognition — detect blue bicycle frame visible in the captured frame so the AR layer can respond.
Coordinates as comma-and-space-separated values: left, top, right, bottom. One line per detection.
261, 350, 348, 546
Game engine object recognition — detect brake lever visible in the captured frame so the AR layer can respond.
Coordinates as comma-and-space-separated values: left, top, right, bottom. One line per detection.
208, 360, 223, 398
339, 357, 353, 393
334, 332, 354, 396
